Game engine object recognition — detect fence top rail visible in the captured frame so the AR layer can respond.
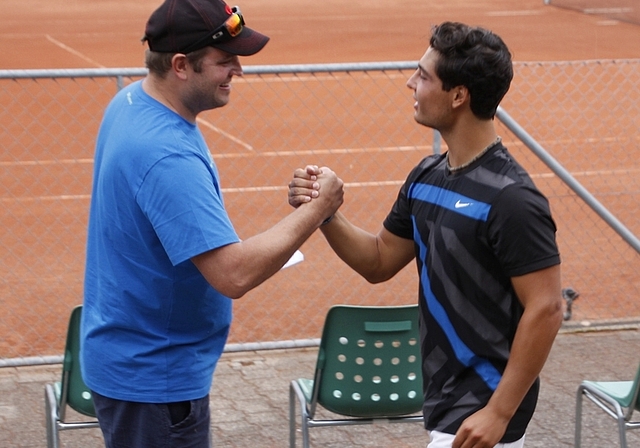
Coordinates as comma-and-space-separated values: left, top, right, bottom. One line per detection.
0, 67, 148, 79
2, 59, 640, 80
0, 61, 420, 80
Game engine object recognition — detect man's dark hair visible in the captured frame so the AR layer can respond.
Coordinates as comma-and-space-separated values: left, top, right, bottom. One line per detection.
145, 47, 210, 77
429, 22, 513, 119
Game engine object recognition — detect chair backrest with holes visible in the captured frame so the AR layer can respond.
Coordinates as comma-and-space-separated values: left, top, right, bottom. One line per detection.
61, 305, 97, 417
314, 304, 423, 417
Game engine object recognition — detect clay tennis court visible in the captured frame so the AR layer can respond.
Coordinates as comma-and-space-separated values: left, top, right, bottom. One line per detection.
2, 0, 640, 360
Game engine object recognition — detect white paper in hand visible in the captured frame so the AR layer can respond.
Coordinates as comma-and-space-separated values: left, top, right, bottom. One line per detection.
281, 250, 304, 269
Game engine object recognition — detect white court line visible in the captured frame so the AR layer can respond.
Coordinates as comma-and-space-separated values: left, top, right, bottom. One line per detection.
25, 37, 253, 152
0, 146, 429, 167
3, 130, 639, 165
212, 145, 432, 159
585, 8, 632, 14
196, 117, 254, 151
223, 180, 403, 194
223, 168, 640, 193
486, 10, 543, 17
3, 168, 638, 203
0, 159, 93, 167
45, 35, 105, 68
4, 129, 639, 165
30, 36, 252, 153
1, 195, 91, 203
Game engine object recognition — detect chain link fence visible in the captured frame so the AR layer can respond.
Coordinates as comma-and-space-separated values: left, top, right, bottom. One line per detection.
1, 60, 639, 365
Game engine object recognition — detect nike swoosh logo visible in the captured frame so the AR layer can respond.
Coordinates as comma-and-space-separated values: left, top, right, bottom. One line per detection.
454, 200, 472, 208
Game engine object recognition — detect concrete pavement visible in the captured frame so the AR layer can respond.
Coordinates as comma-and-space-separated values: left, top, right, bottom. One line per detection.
2, 325, 640, 447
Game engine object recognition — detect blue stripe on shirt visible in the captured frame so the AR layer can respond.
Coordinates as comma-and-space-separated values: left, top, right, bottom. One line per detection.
408, 183, 491, 221
412, 216, 501, 390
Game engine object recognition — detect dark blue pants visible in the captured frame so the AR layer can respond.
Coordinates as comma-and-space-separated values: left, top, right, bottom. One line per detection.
91, 391, 211, 448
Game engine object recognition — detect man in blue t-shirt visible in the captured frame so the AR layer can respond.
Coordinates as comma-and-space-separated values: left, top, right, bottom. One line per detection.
288, 22, 563, 448
81, 1, 343, 447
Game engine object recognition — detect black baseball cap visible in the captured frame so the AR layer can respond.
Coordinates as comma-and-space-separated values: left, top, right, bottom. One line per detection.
142, 0, 269, 56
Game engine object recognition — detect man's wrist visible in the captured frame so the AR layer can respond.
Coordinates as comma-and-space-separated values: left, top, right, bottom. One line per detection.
321, 215, 334, 226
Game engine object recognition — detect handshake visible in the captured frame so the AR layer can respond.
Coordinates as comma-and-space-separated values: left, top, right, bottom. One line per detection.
288, 165, 344, 227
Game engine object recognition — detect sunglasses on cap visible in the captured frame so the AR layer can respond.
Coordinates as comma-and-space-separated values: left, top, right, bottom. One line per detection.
181, 6, 245, 54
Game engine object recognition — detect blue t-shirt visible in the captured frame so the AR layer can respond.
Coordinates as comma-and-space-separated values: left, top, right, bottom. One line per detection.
81, 81, 240, 402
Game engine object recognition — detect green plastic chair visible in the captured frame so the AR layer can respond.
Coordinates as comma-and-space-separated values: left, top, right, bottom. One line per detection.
289, 304, 424, 447
44, 305, 100, 448
575, 362, 640, 447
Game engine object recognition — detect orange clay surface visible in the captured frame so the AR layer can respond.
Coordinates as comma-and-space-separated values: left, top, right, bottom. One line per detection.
2, 0, 640, 357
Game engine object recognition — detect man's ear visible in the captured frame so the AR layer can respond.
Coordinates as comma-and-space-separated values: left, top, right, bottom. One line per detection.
171, 53, 189, 80
451, 85, 469, 109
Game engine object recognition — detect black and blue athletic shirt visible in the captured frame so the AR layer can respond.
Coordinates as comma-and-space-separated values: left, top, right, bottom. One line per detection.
383, 143, 560, 443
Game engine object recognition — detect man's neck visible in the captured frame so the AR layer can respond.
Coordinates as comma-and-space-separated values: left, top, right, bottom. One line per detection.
142, 76, 196, 123
441, 121, 498, 169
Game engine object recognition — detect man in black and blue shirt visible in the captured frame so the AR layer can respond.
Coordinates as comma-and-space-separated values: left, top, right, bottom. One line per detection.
289, 22, 563, 448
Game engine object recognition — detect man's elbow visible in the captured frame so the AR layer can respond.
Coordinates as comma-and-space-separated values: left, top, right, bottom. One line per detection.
213, 275, 252, 299
544, 295, 564, 332
362, 271, 394, 284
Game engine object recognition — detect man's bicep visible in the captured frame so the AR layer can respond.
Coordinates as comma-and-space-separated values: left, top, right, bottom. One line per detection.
511, 264, 562, 310
377, 227, 416, 275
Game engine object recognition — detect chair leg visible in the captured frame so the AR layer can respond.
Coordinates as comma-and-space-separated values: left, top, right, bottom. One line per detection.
44, 384, 60, 448
299, 398, 310, 448
289, 382, 297, 448
577, 383, 631, 448
289, 381, 311, 448
616, 416, 628, 448
575, 386, 584, 448
301, 418, 310, 448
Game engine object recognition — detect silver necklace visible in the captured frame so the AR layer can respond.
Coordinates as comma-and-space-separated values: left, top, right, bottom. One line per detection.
446, 136, 502, 172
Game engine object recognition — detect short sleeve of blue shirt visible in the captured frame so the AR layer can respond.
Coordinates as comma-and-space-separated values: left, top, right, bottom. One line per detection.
137, 152, 239, 266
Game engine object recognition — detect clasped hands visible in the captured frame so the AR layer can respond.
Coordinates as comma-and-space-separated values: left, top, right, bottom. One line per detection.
288, 165, 343, 225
